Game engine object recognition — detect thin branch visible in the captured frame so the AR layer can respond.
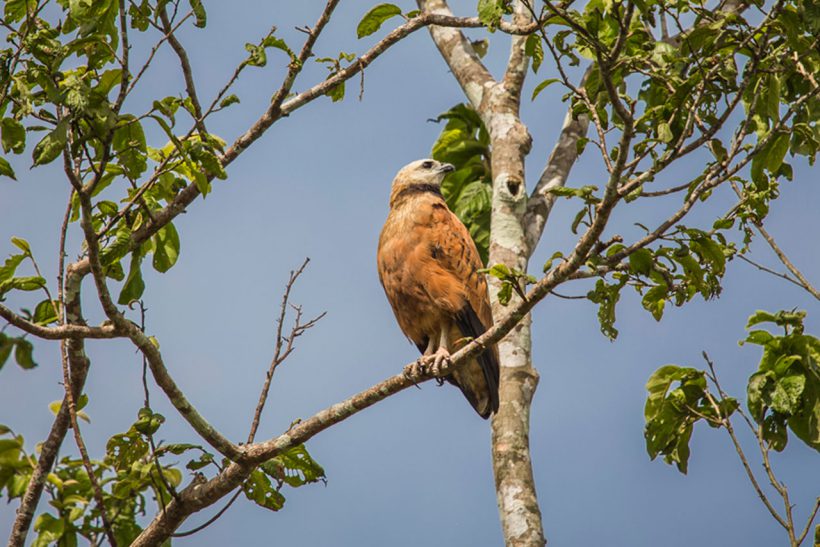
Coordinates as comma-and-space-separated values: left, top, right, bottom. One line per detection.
73, 173, 244, 462
736, 255, 808, 291
248, 258, 325, 444
701, 353, 790, 530
171, 489, 242, 538
159, 6, 206, 135
797, 498, 820, 546
757, 421, 798, 545
113, 0, 131, 113
126, 11, 194, 95
107, 8, 522, 265
753, 221, 820, 300
502, 0, 534, 93
637, 182, 692, 198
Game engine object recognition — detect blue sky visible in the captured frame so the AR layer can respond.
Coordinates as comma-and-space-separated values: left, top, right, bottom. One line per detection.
1, 2, 818, 545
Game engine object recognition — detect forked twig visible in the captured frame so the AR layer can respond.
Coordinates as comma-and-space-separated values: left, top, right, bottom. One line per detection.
247, 258, 326, 444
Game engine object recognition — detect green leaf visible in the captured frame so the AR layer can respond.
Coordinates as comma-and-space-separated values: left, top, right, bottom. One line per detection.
1, 275, 46, 292
641, 285, 667, 321
587, 279, 623, 340
113, 116, 147, 179
152, 223, 180, 273
628, 248, 653, 276
766, 74, 780, 121
0, 157, 15, 180
497, 283, 512, 306
4, 0, 34, 23
644, 366, 707, 474
219, 95, 240, 108
261, 444, 326, 488
14, 338, 36, 369
33, 513, 64, 546
243, 469, 286, 511
1, 118, 25, 154
524, 34, 543, 73
766, 132, 790, 172
744, 329, 774, 346
118, 255, 145, 305
356, 3, 402, 38
244, 43, 268, 67
0, 334, 13, 369
532, 79, 559, 101
10, 237, 31, 256
770, 374, 805, 415
657, 122, 673, 143
708, 139, 727, 162
486, 263, 512, 280
32, 121, 67, 167
0, 254, 26, 284
134, 407, 164, 435
188, 0, 207, 28
478, 0, 510, 30
262, 35, 296, 60
746, 309, 805, 330
33, 299, 60, 325
325, 81, 345, 102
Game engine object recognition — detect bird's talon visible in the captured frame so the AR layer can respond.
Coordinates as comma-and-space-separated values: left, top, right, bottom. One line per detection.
403, 361, 426, 388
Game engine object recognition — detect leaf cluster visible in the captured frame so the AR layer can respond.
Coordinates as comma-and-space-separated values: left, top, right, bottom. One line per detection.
644, 309, 820, 476
430, 104, 492, 264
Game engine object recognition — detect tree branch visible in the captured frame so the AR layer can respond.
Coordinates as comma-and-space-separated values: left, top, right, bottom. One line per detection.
0, 304, 120, 339
8, 264, 91, 546
750, 219, 820, 300
247, 258, 325, 444
159, 6, 206, 135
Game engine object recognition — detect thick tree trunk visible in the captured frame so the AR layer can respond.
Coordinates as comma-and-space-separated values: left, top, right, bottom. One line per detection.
418, 0, 547, 544
484, 83, 545, 546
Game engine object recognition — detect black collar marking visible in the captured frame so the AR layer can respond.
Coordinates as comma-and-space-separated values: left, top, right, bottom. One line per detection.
394, 183, 443, 201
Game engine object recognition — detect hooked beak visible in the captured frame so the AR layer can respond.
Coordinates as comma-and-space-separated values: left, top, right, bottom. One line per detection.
438, 163, 455, 174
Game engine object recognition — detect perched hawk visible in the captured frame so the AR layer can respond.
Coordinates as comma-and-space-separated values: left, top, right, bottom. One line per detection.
377, 159, 500, 418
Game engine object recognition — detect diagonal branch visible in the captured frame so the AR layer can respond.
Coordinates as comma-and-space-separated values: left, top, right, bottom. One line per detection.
502, 0, 534, 94
523, 107, 590, 252
751, 220, 820, 300
159, 6, 206, 135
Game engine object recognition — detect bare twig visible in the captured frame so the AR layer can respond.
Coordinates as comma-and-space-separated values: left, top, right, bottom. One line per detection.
753, 222, 820, 300
736, 255, 807, 290
248, 258, 325, 444
159, 6, 206, 135
701, 353, 790, 531
796, 498, 820, 546
171, 489, 242, 538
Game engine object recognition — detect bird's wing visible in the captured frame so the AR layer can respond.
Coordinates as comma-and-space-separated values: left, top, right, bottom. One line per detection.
426, 201, 500, 415
425, 201, 493, 330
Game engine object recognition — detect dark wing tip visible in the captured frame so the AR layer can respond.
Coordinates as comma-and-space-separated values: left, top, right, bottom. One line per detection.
455, 304, 500, 418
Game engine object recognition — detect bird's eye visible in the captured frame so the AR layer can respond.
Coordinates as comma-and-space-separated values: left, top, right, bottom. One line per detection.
421, 161, 434, 169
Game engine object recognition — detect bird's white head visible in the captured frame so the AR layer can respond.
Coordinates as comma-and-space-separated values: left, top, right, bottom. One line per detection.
393, 158, 455, 186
